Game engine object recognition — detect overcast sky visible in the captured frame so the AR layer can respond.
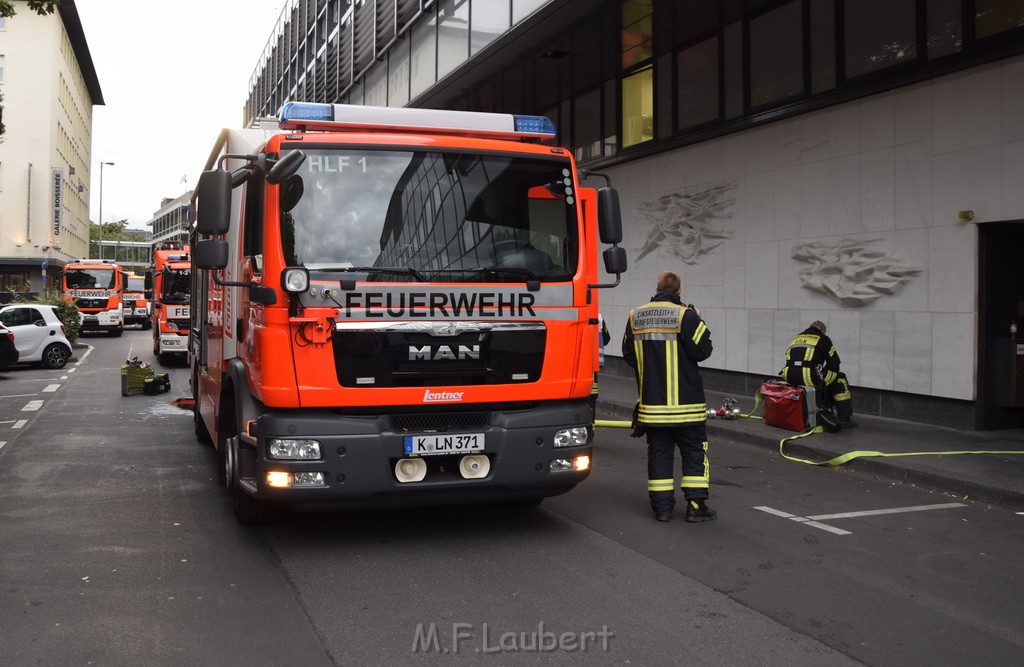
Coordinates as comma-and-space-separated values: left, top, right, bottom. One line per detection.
76, 1, 285, 230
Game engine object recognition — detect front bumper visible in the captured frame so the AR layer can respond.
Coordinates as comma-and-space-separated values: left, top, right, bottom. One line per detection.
244, 401, 593, 509
79, 310, 122, 330
158, 333, 188, 354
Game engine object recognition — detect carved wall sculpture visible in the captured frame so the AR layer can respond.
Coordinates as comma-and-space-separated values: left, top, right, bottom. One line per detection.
792, 239, 923, 306
634, 183, 735, 263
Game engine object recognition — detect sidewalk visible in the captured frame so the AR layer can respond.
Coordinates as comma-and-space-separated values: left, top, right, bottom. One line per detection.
594, 372, 1024, 511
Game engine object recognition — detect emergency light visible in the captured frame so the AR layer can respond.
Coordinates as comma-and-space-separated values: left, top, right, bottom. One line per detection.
278, 101, 557, 141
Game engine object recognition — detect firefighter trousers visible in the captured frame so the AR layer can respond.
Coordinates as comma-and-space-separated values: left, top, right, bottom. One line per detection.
646, 423, 710, 514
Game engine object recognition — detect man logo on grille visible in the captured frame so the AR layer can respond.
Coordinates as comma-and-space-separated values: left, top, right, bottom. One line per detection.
409, 344, 481, 361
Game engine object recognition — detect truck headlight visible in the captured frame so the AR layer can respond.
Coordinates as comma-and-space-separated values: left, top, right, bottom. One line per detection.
267, 438, 322, 460
553, 426, 589, 448
282, 267, 309, 293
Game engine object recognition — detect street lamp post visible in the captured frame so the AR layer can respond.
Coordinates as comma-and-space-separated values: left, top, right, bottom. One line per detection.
98, 161, 114, 260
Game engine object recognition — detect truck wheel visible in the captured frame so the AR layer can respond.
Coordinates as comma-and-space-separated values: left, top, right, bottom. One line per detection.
227, 436, 272, 525
158, 352, 170, 367
112, 326, 123, 337
142, 320, 152, 331
41, 343, 71, 369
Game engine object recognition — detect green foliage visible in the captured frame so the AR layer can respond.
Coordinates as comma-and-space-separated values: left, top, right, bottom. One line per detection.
0, 1, 59, 19
11, 291, 81, 345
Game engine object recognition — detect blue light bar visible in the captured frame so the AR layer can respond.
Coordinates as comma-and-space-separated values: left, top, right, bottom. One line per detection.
277, 102, 557, 141
279, 102, 333, 123
513, 115, 557, 135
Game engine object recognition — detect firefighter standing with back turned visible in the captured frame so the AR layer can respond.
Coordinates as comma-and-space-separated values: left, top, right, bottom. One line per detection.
623, 271, 716, 523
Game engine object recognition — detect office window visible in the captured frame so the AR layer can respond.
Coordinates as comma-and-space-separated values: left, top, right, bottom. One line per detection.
622, 0, 653, 68
388, 40, 411, 106
845, 0, 917, 78
471, 0, 509, 55
810, 0, 836, 93
976, 0, 1024, 39
672, 0, 718, 47
603, 78, 618, 158
410, 12, 437, 98
676, 36, 718, 130
928, 0, 962, 58
723, 22, 743, 119
574, 88, 602, 161
656, 52, 672, 139
750, 1, 803, 107
513, 0, 547, 24
622, 65, 653, 147
438, 0, 469, 79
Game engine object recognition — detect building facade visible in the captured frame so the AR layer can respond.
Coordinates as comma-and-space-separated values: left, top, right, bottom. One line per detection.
147, 191, 192, 248
243, 0, 1024, 429
0, 0, 102, 293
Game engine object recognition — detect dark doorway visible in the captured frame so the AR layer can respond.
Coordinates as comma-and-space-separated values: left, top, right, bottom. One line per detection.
977, 221, 1024, 429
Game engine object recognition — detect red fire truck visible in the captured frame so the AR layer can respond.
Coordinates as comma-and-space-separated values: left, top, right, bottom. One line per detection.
61, 258, 126, 336
190, 102, 626, 523
122, 273, 151, 330
146, 241, 191, 365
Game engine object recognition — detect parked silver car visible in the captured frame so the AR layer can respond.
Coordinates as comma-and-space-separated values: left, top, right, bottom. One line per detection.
0, 304, 73, 369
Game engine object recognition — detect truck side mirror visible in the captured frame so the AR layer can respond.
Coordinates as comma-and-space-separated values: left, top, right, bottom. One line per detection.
597, 187, 623, 245
195, 169, 232, 235
143, 271, 153, 290
603, 246, 627, 275
267, 150, 306, 185
195, 239, 228, 270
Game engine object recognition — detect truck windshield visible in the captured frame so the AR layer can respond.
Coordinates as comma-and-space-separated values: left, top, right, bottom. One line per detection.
65, 268, 116, 289
162, 269, 191, 304
127, 277, 145, 292
279, 148, 579, 283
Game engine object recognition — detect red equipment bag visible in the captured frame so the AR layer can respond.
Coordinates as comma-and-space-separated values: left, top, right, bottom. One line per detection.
759, 379, 810, 432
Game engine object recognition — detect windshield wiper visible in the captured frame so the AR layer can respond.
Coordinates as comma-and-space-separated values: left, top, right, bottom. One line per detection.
315, 266, 427, 282
425, 266, 543, 291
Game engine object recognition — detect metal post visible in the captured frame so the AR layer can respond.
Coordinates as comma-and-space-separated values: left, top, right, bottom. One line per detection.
98, 161, 114, 259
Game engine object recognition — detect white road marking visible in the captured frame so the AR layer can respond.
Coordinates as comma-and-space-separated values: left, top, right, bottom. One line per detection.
806, 503, 967, 521
0, 442, 6, 450
21, 400, 43, 412
2, 394, 39, 399
754, 501, 967, 535
13, 420, 26, 429
42, 384, 61, 393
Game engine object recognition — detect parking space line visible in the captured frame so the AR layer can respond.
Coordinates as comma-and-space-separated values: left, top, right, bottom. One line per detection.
2, 394, 39, 399
754, 501, 967, 536
806, 503, 966, 521
0, 442, 6, 451
21, 400, 43, 412
42, 384, 61, 393
13, 420, 26, 429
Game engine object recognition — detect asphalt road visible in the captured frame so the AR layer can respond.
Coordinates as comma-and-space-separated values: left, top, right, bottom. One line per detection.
1, 328, 1022, 665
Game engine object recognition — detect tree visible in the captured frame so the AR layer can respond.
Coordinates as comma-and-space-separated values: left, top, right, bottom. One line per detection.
0, 1, 59, 19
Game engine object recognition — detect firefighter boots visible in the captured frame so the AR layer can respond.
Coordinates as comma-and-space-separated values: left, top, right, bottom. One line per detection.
684, 499, 717, 523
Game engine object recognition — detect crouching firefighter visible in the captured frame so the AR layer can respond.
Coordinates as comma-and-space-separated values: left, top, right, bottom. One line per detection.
780, 320, 856, 428
623, 271, 716, 523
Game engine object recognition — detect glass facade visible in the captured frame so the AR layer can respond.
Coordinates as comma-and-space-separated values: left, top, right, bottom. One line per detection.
245, 0, 1024, 167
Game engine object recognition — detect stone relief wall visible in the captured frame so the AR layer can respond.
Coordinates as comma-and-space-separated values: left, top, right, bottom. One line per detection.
634, 183, 736, 263
791, 239, 923, 307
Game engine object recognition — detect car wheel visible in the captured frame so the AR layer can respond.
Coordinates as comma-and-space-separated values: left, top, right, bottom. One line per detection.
41, 343, 70, 369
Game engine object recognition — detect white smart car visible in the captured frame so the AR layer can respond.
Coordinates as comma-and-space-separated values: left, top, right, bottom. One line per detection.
0, 304, 74, 369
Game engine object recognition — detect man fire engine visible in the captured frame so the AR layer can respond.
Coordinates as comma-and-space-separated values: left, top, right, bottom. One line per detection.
190, 102, 626, 524
146, 241, 191, 365
122, 273, 151, 330
62, 258, 126, 336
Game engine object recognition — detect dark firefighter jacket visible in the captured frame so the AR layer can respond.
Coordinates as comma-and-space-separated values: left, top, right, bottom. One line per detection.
622, 291, 713, 426
781, 326, 841, 386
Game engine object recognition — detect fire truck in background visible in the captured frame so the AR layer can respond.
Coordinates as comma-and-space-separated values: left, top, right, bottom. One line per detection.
61, 258, 126, 336
190, 102, 626, 524
122, 273, 151, 330
146, 241, 191, 365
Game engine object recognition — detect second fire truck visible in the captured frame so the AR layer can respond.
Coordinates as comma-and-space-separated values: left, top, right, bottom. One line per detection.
61, 258, 126, 336
146, 241, 191, 365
